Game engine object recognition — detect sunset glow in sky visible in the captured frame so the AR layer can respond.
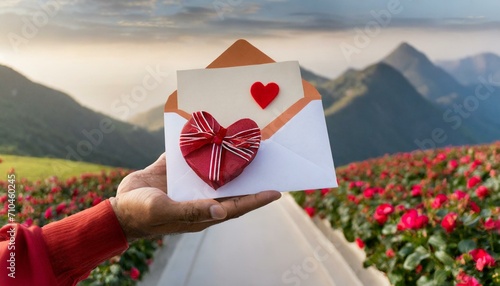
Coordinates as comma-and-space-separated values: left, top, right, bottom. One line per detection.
1, 0, 500, 119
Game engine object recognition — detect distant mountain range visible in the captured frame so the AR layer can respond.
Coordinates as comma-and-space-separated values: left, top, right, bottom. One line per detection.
383, 43, 500, 143
437, 53, 500, 86
0, 65, 164, 169
319, 62, 474, 165
2, 43, 499, 168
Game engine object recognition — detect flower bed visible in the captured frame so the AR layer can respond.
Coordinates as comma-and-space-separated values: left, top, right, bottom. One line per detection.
294, 143, 500, 286
0, 166, 162, 285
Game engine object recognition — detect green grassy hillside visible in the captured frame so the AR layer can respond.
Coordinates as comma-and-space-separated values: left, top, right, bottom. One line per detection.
0, 154, 117, 181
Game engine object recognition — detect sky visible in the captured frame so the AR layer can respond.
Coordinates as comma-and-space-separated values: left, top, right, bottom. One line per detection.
1, 0, 500, 120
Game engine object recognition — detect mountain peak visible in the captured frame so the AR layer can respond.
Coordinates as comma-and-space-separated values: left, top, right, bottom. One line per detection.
383, 42, 430, 68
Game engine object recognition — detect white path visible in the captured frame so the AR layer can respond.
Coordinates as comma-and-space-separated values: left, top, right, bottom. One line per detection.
140, 194, 390, 286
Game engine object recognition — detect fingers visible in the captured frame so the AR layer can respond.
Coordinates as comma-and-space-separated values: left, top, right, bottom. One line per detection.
157, 198, 228, 224
152, 190, 280, 225
171, 191, 283, 233
220, 190, 282, 219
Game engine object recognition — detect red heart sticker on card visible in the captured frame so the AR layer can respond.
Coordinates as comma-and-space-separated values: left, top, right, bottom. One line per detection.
250, 82, 279, 109
180, 111, 261, 190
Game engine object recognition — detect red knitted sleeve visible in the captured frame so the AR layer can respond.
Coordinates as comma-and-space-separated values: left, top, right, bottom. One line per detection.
0, 199, 128, 286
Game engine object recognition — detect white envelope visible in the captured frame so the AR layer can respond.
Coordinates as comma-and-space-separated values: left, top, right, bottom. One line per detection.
164, 40, 337, 201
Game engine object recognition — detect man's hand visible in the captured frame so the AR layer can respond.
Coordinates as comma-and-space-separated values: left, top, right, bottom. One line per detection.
110, 153, 281, 241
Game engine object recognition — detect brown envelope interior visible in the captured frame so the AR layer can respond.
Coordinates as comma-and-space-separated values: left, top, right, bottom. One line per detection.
164, 39, 321, 140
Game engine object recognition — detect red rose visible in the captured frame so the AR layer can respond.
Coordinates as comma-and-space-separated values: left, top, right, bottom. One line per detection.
320, 188, 330, 196
484, 218, 495, 230
467, 176, 481, 188
363, 188, 376, 198
470, 249, 496, 271
355, 238, 365, 248
448, 159, 458, 169
92, 197, 103, 206
411, 185, 422, 197
376, 203, 395, 216
456, 272, 482, 286
304, 189, 316, 195
130, 267, 140, 280
397, 209, 428, 230
441, 212, 458, 233
386, 249, 395, 258
431, 194, 448, 209
55, 202, 66, 214
22, 218, 33, 227
450, 190, 468, 200
373, 211, 388, 225
415, 264, 423, 274
415, 214, 429, 229
44, 207, 53, 220
475, 186, 488, 199
304, 207, 315, 217
460, 155, 471, 164
468, 201, 481, 213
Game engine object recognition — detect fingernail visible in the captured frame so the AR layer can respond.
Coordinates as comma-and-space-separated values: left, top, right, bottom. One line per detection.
210, 205, 226, 220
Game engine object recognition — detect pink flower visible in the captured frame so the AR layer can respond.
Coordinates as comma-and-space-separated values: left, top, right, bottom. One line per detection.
363, 188, 376, 198
450, 190, 468, 200
441, 212, 458, 233
448, 159, 458, 169
386, 249, 395, 258
397, 209, 428, 230
304, 207, 315, 217
355, 238, 365, 248
456, 272, 482, 286
467, 176, 481, 188
376, 203, 395, 215
22, 218, 33, 227
304, 189, 316, 195
470, 249, 496, 271
431, 194, 448, 209
92, 197, 103, 206
475, 186, 488, 199
484, 218, 495, 230
469, 201, 481, 213
321, 188, 330, 196
56, 202, 66, 214
411, 185, 422, 197
373, 204, 394, 225
44, 207, 53, 220
129, 267, 140, 280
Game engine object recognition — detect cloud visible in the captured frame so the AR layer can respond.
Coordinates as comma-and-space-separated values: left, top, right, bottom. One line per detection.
1, 0, 500, 48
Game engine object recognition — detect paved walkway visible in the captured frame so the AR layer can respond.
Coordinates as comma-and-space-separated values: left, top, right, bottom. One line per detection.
140, 194, 390, 286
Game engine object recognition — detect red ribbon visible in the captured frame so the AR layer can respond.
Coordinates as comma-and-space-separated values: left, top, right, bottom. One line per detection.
180, 111, 261, 184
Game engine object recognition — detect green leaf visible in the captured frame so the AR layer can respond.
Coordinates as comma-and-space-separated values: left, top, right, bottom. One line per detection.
388, 273, 403, 285
403, 248, 430, 270
435, 250, 454, 266
480, 209, 492, 218
428, 234, 446, 250
416, 275, 435, 286
398, 243, 414, 258
458, 239, 477, 253
462, 214, 480, 227
382, 223, 397, 235
433, 269, 448, 284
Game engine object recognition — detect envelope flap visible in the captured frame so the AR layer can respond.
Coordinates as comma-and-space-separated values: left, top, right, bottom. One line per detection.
164, 39, 321, 140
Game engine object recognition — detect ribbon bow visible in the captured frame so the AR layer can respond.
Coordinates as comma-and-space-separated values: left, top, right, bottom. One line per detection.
180, 111, 261, 189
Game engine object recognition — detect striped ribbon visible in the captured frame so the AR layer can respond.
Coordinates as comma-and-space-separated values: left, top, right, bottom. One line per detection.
180, 111, 261, 183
